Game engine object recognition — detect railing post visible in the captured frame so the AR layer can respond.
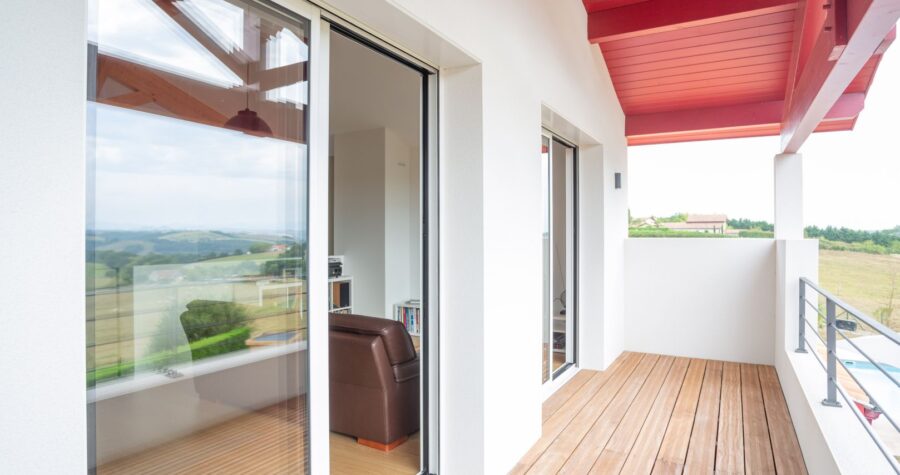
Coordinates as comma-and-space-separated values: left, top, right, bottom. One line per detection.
823, 298, 842, 407
797, 278, 808, 353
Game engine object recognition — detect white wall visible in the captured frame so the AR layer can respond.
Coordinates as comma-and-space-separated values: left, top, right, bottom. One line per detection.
312, 1, 632, 472
0, 1, 630, 473
0, 1, 88, 473
384, 129, 418, 316
318, 1, 629, 471
332, 128, 419, 318
625, 239, 776, 364
333, 128, 387, 317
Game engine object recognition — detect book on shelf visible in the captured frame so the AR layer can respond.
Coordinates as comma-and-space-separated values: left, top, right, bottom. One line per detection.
393, 300, 422, 336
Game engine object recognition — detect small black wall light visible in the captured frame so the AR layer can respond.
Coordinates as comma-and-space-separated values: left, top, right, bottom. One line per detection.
614, 172, 622, 189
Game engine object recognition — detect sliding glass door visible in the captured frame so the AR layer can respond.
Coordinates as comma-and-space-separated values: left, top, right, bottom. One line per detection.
86, 0, 317, 472
542, 132, 577, 384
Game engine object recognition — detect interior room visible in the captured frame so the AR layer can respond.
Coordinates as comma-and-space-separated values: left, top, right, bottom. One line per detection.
327, 29, 424, 474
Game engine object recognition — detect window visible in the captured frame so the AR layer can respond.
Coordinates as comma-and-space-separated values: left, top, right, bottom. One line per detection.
86, 0, 311, 471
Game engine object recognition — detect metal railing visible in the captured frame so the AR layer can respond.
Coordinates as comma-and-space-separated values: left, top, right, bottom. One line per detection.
797, 277, 900, 473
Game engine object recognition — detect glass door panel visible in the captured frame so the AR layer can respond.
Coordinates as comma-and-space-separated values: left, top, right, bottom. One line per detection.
541, 136, 552, 384
543, 133, 577, 384
86, 0, 313, 472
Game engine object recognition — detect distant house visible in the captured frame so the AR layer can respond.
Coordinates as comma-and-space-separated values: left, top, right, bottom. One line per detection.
661, 214, 728, 234
270, 244, 288, 253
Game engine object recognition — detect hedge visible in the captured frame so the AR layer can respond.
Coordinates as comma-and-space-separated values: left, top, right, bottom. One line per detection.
88, 326, 251, 386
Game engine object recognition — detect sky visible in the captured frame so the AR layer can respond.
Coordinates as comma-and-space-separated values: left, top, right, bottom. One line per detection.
628, 46, 900, 231
89, 0, 310, 235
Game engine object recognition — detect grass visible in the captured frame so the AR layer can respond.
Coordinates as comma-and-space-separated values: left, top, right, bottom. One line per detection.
86, 262, 117, 291
629, 228, 731, 238
159, 230, 234, 241
203, 251, 279, 263
819, 250, 899, 331
88, 326, 251, 386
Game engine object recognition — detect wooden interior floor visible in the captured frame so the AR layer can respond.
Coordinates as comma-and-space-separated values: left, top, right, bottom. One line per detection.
544, 343, 570, 382
513, 352, 808, 474
97, 395, 419, 474
331, 431, 420, 474
98, 397, 309, 474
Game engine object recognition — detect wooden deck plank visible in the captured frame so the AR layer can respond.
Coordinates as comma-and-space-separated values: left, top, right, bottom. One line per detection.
544, 370, 597, 422
558, 354, 662, 473
526, 353, 647, 474
619, 357, 691, 475
517, 353, 806, 475
758, 365, 808, 475
683, 360, 723, 474
651, 359, 707, 475
716, 362, 745, 475
589, 356, 675, 474
511, 352, 641, 474
741, 364, 776, 474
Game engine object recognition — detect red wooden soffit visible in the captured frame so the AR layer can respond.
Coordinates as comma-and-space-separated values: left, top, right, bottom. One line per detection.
780, 0, 900, 153
627, 93, 864, 144
588, 0, 799, 43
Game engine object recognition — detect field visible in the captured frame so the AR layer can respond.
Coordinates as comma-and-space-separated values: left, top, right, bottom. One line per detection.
205, 251, 280, 263
819, 250, 899, 331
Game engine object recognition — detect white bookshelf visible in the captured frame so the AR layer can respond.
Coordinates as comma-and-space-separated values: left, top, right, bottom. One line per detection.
329, 276, 353, 314
393, 300, 421, 336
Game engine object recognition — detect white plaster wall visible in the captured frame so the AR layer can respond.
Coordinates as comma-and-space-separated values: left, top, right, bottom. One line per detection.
0, 1, 88, 473
332, 127, 418, 319
625, 239, 776, 364
350, 2, 629, 472
0, 1, 629, 473
333, 128, 387, 317
438, 64, 486, 474
321, 1, 629, 472
384, 129, 416, 317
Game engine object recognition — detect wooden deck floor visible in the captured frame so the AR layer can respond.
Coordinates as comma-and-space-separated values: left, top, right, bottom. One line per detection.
513, 352, 808, 474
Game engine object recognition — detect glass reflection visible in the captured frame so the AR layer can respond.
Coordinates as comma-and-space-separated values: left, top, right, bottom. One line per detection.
86, 0, 310, 472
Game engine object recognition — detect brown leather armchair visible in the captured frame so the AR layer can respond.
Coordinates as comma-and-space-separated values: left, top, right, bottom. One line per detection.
329, 313, 420, 450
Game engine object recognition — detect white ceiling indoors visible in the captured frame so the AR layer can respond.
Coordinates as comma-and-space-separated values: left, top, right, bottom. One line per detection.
329, 31, 422, 150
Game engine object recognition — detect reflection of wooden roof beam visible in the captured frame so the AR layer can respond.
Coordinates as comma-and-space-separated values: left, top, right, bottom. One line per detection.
780, 0, 900, 153
256, 63, 305, 92
588, 0, 798, 43
98, 54, 228, 127
152, 0, 247, 79
104, 91, 153, 107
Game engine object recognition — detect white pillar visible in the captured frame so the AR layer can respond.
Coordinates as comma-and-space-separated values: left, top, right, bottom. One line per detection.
774, 153, 804, 240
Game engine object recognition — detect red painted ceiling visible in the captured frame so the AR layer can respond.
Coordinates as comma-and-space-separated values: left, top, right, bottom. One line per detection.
582, 0, 895, 146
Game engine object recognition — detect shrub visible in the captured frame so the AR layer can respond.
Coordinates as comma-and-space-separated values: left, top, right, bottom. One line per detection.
180, 300, 248, 342
188, 326, 251, 361
738, 230, 774, 238
88, 326, 251, 386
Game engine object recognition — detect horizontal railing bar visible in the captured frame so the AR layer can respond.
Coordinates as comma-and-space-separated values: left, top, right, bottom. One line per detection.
836, 328, 900, 388
801, 277, 900, 345
805, 319, 828, 347
834, 357, 900, 433
804, 299, 827, 320
804, 336, 900, 473
832, 372, 900, 473
805, 337, 828, 370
